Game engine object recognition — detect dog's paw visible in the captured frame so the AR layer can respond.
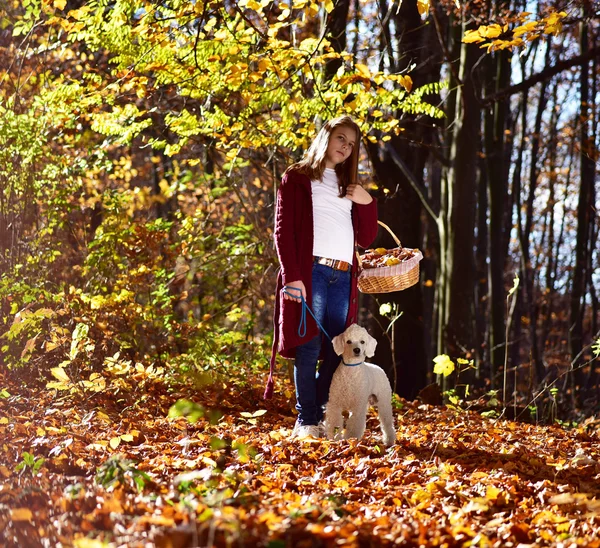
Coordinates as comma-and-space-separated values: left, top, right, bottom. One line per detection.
382, 432, 396, 447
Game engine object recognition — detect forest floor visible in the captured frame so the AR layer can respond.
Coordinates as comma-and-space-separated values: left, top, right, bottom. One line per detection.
2, 366, 600, 548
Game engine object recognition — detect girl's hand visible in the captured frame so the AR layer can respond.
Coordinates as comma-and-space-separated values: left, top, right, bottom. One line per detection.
346, 184, 373, 205
283, 280, 306, 302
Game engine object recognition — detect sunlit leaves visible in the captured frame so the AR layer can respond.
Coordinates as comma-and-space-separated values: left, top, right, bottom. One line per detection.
109, 433, 134, 449
36, 0, 442, 159
10, 507, 34, 522
592, 339, 600, 358
90, 104, 153, 145
416, 0, 430, 16
433, 354, 455, 377
462, 11, 568, 52
49, 366, 70, 385
543, 11, 568, 35
70, 323, 90, 360
5, 357, 600, 546
240, 409, 267, 425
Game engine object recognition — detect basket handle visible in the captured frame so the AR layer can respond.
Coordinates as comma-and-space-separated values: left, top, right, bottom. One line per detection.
356, 221, 403, 267
377, 220, 402, 247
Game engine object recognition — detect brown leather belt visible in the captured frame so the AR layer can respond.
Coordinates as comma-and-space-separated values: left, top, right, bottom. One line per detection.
314, 256, 351, 272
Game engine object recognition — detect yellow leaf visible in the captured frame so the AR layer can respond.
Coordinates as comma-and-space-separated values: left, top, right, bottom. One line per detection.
433, 354, 455, 377
463, 29, 485, 44
324, 0, 334, 12
121, 434, 134, 442
0, 417, 8, 424
201, 456, 217, 467
109, 437, 121, 449
480, 24, 503, 38
53, 0, 67, 9
10, 508, 33, 522
73, 539, 111, 548
240, 0, 262, 10
355, 63, 371, 79
416, 0, 429, 16
485, 485, 502, 500
50, 367, 70, 383
513, 21, 539, 38
401, 75, 413, 93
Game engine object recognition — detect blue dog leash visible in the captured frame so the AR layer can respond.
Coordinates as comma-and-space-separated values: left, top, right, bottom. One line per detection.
282, 286, 363, 367
282, 286, 332, 340
283, 286, 332, 340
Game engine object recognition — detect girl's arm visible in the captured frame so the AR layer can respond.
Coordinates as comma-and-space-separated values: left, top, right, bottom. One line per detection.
353, 197, 378, 249
274, 174, 302, 286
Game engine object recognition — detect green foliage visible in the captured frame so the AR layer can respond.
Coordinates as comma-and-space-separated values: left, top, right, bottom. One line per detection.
43, 0, 444, 159
15, 451, 45, 475
168, 399, 205, 423
0, 0, 443, 396
96, 454, 151, 492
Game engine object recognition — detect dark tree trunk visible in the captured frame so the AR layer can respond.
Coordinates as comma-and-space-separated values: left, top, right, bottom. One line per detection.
519, 41, 552, 384
362, 0, 439, 400
569, 9, 595, 391
446, 21, 480, 360
324, 0, 350, 79
483, 44, 512, 387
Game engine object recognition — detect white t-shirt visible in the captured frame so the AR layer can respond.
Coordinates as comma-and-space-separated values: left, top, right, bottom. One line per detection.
311, 168, 354, 264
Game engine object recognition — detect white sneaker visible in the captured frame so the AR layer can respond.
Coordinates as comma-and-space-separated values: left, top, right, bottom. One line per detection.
292, 420, 320, 439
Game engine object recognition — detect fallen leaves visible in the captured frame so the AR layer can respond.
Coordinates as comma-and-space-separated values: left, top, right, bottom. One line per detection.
2, 368, 600, 547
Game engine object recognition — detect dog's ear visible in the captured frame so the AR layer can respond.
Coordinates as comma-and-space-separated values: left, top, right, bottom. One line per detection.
332, 333, 345, 356
365, 332, 377, 357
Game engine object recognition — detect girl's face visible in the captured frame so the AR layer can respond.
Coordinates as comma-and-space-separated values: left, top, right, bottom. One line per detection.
324, 126, 356, 168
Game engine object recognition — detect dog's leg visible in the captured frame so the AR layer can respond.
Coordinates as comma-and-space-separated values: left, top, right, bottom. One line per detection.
325, 403, 344, 440
344, 401, 369, 440
375, 396, 396, 446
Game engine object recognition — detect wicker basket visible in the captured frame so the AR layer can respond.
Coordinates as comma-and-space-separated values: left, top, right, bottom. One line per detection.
357, 221, 423, 294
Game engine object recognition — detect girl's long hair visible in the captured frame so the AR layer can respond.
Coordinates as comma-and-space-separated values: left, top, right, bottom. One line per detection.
286, 116, 361, 197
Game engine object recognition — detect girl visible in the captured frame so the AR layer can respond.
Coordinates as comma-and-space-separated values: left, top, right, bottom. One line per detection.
264, 116, 378, 439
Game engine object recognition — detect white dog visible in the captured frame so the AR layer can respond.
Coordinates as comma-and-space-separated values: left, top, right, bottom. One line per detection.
325, 324, 396, 446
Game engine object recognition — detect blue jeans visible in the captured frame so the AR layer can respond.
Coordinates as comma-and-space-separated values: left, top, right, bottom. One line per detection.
294, 262, 351, 426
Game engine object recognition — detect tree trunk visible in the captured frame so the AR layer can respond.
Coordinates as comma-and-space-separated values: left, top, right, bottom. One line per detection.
484, 44, 512, 387
519, 41, 552, 384
569, 9, 594, 390
539, 80, 560, 371
364, 0, 438, 400
324, 0, 350, 79
445, 19, 480, 361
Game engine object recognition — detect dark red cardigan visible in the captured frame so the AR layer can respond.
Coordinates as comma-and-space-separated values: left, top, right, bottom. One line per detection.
264, 169, 378, 399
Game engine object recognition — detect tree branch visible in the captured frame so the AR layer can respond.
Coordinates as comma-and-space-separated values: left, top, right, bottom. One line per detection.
483, 45, 600, 105
384, 143, 439, 222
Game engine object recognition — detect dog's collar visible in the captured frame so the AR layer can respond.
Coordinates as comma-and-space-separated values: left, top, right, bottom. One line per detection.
342, 359, 364, 367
